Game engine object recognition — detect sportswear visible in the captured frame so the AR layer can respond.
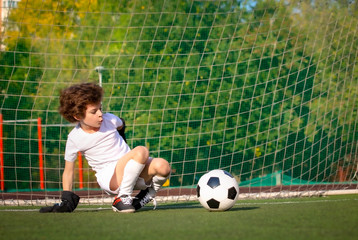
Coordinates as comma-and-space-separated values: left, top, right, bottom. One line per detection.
132, 187, 156, 210
64, 113, 130, 172
112, 195, 135, 213
39, 191, 80, 213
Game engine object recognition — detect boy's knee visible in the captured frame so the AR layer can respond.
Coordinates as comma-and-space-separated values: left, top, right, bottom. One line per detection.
132, 146, 149, 162
154, 158, 171, 177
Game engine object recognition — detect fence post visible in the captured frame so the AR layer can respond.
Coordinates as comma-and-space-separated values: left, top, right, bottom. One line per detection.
37, 118, 44, 190
78, 152, 83, 189
0, 114, 4, 191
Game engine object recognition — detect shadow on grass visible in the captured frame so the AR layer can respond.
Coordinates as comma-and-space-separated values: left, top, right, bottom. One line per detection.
138, 203, 259, 212
233, 206, 259, 211
74, 202, 259, 213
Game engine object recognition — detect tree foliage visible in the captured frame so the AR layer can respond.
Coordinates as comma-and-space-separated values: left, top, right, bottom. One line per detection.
0, 0, 357, 190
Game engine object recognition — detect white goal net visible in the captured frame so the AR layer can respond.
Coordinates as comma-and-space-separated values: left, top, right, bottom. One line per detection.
0, 0, 357, 205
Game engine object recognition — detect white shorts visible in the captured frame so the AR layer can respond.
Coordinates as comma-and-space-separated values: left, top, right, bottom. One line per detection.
95, 159, 152, 196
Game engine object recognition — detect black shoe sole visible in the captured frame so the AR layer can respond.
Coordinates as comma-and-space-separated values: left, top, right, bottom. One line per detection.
112, 206, 135, 213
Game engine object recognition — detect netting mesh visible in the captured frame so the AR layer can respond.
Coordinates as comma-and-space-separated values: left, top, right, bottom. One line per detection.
0, 0, 357, 203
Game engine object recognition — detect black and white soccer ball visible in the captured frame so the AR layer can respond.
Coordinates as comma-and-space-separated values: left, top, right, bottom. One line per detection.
196, 169, 239, 211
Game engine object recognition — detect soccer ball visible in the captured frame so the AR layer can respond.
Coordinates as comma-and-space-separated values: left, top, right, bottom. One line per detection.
196, 169, 239, 211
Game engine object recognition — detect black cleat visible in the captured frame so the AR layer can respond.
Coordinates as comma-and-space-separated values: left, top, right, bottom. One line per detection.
112, 195, 135, 213
132, 187, 156, 210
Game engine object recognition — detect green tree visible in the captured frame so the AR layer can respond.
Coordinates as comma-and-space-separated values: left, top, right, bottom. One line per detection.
0, 0, 357, 190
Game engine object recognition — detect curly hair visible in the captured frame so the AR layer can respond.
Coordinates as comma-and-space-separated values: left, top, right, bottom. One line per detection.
59, 83, 103, 123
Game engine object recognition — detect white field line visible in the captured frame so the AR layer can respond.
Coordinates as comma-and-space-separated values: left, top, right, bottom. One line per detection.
1, 196, 357, 212
3, 189, 358, 207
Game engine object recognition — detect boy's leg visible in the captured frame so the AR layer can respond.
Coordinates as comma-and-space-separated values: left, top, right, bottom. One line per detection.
110, 146, 149, 213
132, 157, 171, 210
152, 175, 169, 192
118, 159, 145, 196
139, 157, 171, 185
110, 146, 149, 193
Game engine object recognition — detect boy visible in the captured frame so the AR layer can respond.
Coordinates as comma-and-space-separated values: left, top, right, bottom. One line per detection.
40, 83, 171, 213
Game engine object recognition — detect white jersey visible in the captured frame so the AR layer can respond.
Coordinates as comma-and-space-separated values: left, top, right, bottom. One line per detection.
64, 113, 131, 172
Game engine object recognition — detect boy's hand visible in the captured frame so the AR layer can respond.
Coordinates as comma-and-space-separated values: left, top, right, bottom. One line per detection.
117, 118, 127, 143
39, 191, 80, 213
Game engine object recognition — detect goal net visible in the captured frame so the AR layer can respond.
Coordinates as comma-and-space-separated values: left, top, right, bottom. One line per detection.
1, 0, 357, 205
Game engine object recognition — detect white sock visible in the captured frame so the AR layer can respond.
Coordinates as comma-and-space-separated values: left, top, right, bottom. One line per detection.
152, 175, 169, 192
118, 159, 145, 197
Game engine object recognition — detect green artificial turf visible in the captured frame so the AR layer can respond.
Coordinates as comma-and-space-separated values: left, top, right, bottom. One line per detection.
1, 194, 357, 240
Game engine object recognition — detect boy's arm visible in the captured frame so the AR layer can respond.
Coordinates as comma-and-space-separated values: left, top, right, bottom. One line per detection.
39, 160, 80, 213
62, 160, 75, 191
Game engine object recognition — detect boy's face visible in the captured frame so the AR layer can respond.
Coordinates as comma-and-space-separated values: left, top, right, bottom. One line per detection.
78, 103, 103, 133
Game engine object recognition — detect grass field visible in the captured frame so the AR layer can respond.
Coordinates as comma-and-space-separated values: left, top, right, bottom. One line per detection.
1, 194, 357, 240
